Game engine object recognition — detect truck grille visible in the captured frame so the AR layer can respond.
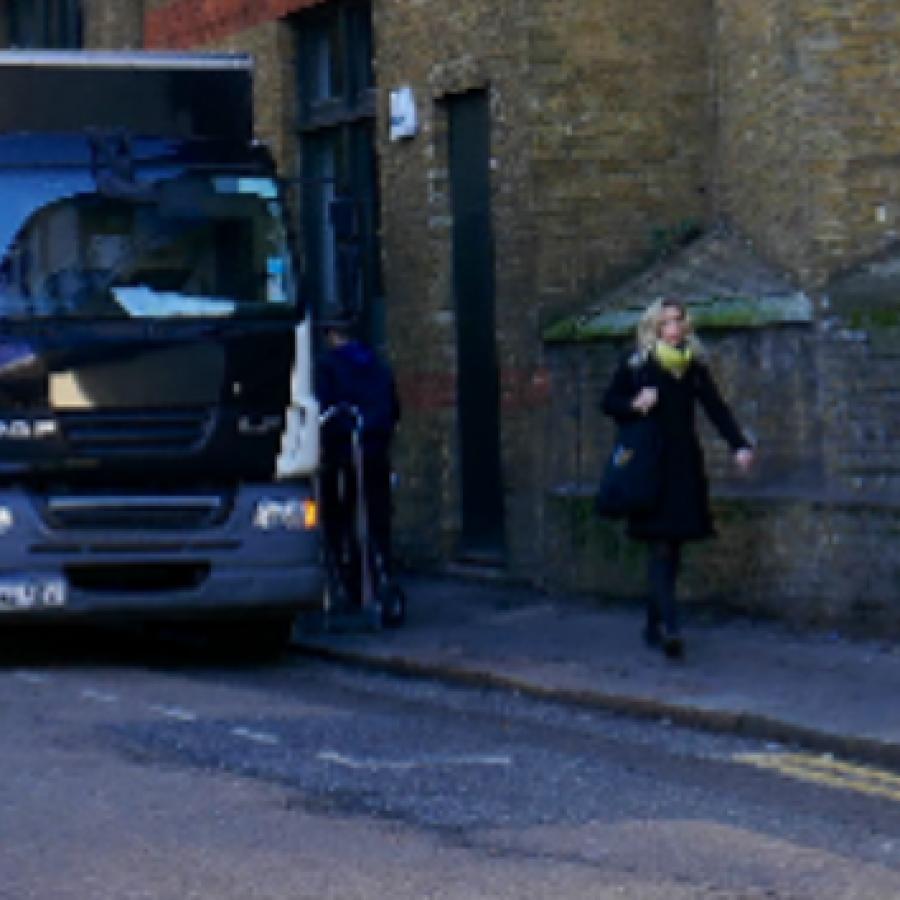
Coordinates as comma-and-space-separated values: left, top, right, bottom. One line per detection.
42, 494, 229, 531
57, 407, 214, 457
64, 562, 210, 594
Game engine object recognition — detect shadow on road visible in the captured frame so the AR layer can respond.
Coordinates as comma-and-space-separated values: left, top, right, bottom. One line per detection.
0, 619, 294, 671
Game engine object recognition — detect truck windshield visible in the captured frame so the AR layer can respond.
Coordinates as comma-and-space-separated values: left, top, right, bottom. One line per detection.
0, 174, 297, 319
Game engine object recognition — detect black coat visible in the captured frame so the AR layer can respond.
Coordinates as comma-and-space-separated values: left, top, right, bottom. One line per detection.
602, 352, 749, 542
317, 341, 400, 463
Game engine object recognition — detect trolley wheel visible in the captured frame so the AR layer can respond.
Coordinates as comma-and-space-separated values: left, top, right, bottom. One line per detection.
380, 582, 407, 629
363, 600, 383, 632
323, 568, 351, 615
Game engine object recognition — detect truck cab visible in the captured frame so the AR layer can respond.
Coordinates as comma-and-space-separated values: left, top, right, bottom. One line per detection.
0, 52, 321, 646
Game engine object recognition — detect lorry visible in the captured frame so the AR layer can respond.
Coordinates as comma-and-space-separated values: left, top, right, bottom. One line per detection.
0, 51, 321, 650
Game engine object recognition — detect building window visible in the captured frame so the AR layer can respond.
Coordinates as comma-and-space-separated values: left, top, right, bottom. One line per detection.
297, 0, 374, 128
307, 15, 344, 106
294, 0, 382, 344
9, 0, 83, 49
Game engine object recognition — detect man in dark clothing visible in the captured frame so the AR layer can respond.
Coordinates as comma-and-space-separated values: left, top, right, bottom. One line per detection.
316, 320, 400, 605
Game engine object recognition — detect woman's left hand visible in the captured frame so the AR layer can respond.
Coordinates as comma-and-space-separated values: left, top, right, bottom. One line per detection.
734, 447, 755, 473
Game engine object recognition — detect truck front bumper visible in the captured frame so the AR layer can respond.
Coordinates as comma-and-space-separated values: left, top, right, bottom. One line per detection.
0, 483, 324, 622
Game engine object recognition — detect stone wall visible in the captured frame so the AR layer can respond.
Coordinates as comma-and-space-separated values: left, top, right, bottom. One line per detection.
715, 0, 900, 286
536, 0, 900, 632
547, 488, 900, 635
526, 0, 714, 321
714, 0, 811, 280
818, 251, 900, 496
543, 324, 900, 635
799, 0, 900, 280
82, 0, 145, 48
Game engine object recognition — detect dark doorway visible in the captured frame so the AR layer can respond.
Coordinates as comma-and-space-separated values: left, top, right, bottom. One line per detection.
447, 90, 505, 559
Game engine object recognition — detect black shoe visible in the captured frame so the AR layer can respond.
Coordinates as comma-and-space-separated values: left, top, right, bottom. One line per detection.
662, 631, 684, 659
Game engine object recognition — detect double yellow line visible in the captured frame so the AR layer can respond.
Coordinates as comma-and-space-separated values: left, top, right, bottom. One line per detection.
735, 752, 900, 803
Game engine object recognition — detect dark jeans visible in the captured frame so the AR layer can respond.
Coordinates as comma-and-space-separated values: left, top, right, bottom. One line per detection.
646, 539, 682, 636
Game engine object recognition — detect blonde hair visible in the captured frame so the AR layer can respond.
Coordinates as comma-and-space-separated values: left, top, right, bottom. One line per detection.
634, 298, 704, 362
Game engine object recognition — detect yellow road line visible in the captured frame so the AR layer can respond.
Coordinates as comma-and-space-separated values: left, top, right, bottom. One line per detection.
778, 753, 900, 790
765, 760, 900, 803
734, 753, 900, 804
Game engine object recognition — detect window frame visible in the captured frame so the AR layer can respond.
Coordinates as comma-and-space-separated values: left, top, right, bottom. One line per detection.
296, 0, 375, 131
8, 0, 83, 49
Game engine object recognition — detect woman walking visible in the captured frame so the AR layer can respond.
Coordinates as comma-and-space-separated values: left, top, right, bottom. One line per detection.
602, 298, 755, 659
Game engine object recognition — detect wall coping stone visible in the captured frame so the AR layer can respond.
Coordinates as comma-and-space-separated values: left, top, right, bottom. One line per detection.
543, 224, 813, 343
543, 293, 814, 342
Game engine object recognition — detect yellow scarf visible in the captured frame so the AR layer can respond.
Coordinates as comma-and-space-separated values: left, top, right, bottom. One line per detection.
654, 340, 693, 378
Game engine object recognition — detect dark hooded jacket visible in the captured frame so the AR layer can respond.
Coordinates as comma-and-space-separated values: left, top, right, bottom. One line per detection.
602, 351, 749, 542
317, 340, 400, 462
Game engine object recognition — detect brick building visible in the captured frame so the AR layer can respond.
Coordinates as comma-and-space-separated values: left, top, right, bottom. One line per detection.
5, 0, 898, 630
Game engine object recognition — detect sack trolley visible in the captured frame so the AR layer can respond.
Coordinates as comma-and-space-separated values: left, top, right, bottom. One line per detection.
319, 403, 406, 631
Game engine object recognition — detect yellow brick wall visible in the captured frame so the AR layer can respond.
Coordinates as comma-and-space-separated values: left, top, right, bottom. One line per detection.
526, 0, 714, 315
804, 0, 900, 280
82, 0, 145, 48
715, 0, 900, 286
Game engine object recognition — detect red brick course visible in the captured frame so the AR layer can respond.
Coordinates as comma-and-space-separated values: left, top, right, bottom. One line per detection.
501, 367, 552, 410
395, 372, 456, 412
145, 0, 327, 48
397, 368, 552, 412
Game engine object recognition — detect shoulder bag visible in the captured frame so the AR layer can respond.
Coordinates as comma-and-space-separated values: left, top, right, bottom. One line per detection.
594, 417, 662, 518
595, 365, 663, 518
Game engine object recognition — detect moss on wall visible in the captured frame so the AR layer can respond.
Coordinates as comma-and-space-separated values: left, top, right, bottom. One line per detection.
543, 294, 813, 343
846, 308, 900, 331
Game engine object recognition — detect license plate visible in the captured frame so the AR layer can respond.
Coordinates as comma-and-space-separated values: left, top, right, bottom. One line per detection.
0, 578, 67, 612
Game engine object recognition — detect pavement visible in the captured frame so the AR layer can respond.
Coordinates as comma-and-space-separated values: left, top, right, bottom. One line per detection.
294, 574, 900, 768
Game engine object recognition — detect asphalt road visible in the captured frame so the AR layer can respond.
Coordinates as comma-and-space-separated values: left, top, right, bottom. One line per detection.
1, 624, 899, 899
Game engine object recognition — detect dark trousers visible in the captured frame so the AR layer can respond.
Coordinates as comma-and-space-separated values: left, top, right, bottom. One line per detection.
321, 450, 393, 586
646, 540, 682, 636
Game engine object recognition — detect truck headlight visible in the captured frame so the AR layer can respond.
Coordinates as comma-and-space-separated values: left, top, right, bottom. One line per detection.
0, 506, 13, 534
252, 498, 317, 531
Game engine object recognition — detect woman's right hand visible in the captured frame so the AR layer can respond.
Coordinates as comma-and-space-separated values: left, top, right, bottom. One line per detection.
632, 387, 659, 415
735, 447, 755, 473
